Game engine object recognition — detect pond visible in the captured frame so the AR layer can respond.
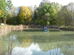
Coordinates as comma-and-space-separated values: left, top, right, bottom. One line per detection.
0, 31, 74, 55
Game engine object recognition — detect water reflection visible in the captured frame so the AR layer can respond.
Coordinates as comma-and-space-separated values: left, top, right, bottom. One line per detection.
11, 43, 63, 55
33, 48, 63, 55
1, 31, 74, 55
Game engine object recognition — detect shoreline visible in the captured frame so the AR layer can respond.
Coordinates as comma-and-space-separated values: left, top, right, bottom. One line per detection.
0, 25, 24, 37
0, 25, 74, 37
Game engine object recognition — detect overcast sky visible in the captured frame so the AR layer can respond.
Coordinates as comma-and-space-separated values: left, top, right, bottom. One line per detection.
12, 0, 74, 7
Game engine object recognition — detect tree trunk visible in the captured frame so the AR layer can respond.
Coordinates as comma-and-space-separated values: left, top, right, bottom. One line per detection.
3, 18, 7, 24
1, 18, 4, 23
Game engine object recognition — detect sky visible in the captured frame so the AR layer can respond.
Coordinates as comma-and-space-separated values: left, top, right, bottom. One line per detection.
12, 0, 74, 7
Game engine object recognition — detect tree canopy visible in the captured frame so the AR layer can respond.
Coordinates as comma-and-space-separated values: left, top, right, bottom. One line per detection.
0, 0, 11, 23
57, 3, 74, 26
18, 6, 32, 24
33, 1, 61, 26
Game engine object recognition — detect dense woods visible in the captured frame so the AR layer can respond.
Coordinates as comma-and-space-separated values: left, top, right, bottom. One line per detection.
0, 0, 74, 28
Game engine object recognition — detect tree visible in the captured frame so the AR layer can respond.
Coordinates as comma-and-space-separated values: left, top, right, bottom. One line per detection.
57, 3, 74, 26
6, 7, 18, 25
18, 6, 32, 24
0, 0, 13, 24
7, 0, 15, 18
67, 3, 74, 26
33, 1, 61, 26
0, 10, 4, 18
0, 0, 7, 24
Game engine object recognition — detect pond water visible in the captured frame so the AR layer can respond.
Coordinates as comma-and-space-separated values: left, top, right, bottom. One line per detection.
0, 31, 74, 55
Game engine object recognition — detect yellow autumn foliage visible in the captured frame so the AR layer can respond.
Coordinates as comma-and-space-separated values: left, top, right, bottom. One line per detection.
0, 10, 3, 16
21, 39, 32, 47
18, 6, 32, 24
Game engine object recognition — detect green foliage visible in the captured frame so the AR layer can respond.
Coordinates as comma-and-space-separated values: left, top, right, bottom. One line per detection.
0, 0, 7, 11
6, 7, 18, 25
0, 0, 7, 17
0, 0, 14, 24
0, 0, 74, 27
33, 2, 60, 26
0, 0, 8, 23
57, 3, 74, 26
7, 17, 18, 25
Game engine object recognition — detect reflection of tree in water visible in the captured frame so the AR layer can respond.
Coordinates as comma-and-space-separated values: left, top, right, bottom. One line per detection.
61, 42, 74, 55
7, 31, 74, 55
0, 40, 6, 55
37, 41, 74, 52
61, 47, 74, 55
21, 39, 32, 47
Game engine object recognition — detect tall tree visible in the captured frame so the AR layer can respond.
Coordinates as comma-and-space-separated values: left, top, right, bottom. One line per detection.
67, 3, 74, 26
0, 0, 7, 23
57, 3, 74, 26
33, 1, 61, 26
18, 6, 32, 24
0, 0, 13, 24
7, 0, 14, 17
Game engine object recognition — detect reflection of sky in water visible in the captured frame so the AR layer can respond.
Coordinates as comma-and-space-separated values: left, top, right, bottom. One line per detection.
33, 48, 64, 55
11, 43, 64, 55
6, 32, 74, 55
